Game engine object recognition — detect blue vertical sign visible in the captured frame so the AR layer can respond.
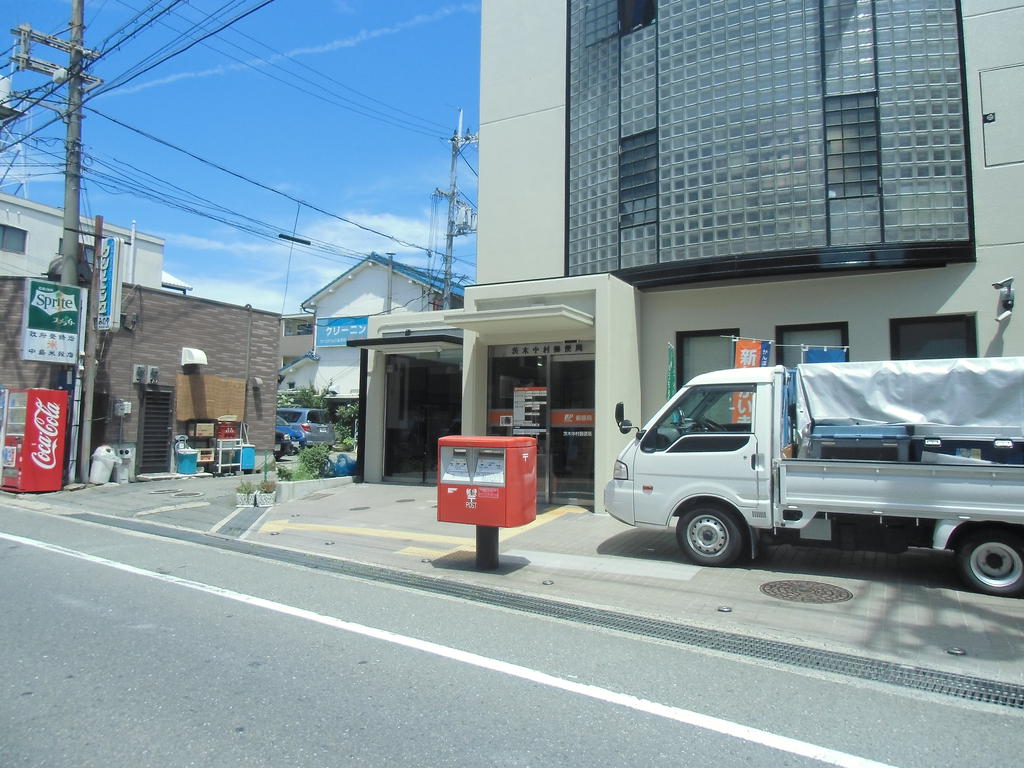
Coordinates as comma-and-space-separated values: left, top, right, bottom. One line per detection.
96, 236, 122, 331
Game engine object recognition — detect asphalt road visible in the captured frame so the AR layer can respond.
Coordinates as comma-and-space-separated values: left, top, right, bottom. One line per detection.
1, 508, 1020, 767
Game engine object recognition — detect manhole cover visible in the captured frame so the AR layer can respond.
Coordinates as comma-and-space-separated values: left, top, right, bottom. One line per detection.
148, 489, 181, 494
173, 492, 204, 498
759, 580, 853, 604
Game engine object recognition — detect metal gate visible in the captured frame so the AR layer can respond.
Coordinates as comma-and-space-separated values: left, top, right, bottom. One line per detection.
138, 387, 173, 474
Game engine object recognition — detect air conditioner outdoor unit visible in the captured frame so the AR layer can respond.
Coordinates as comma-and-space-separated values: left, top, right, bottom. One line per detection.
132, 364, 146, 384
181, 347, 208, 366
146, 365, 160, 385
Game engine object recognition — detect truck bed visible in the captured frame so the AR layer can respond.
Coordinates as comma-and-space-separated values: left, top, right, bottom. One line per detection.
778, 459, 1024, 523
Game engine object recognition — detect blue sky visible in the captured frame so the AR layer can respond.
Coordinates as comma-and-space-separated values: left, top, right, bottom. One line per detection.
3, 1, 481, 314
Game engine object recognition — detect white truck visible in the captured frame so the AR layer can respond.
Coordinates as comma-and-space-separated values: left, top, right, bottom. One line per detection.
604, 357, 1024, 597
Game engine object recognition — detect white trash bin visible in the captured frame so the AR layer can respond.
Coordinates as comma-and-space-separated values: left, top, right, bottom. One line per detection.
89, 445, 118, 484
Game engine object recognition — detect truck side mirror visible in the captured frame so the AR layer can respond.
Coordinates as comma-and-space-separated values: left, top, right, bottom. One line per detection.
614, 402, 635, 435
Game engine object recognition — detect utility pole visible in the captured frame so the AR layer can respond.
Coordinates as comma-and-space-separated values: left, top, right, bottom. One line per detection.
10, 4, 101, 484
60, 1, 85, 286
385, 252, 395, 313
79, 215, 102, 483
10, 4, 101, 284
436, 110, 477, 310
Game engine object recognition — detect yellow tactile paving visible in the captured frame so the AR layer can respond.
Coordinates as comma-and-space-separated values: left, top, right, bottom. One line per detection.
258, 504, 587, 558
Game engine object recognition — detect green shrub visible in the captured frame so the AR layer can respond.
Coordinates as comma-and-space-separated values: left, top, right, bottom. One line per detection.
297, 444, 331, 479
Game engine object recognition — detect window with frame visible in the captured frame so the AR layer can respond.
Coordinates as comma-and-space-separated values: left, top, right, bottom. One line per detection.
890, 314, 977, 360
1, 224, 27, 253
284, 319, 313, 336
619, 130, 658, 228
824, 93, 880, 200
676, 329, 738, 390
640, 385, 755, 454
619, 0, 656, 34
775, 322, 849, 367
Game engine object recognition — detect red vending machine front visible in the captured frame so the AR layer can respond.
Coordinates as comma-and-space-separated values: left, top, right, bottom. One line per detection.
1, 388, 69, 493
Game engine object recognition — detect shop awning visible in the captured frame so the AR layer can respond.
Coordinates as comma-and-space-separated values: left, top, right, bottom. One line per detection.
346, 333, 463, 355
442, 305, 594, 336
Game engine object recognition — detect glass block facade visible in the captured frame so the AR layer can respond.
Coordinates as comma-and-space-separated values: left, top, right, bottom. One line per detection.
566, 0, 971, 278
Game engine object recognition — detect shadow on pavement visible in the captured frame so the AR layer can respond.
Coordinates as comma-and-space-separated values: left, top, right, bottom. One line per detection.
428, 549, 530, 575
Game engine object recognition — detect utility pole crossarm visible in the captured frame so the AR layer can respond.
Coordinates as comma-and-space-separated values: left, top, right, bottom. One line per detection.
10, 23, 103, 88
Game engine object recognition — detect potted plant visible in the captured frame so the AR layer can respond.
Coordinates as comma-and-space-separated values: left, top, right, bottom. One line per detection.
235, 479, 256, 507
256, 479, 277, 507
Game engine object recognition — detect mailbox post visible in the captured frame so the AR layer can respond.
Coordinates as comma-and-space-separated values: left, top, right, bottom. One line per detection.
437, 435, 537, 569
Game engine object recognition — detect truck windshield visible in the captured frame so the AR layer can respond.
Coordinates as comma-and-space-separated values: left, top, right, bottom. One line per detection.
640, 384, 756, 453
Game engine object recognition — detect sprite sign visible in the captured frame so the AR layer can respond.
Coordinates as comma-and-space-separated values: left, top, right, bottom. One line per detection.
21, 279, 85, 363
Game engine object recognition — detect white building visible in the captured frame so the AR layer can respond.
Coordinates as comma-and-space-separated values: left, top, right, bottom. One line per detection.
284, 253, 463, 404
0, 191, 171, 289
356, 0, 1024, 508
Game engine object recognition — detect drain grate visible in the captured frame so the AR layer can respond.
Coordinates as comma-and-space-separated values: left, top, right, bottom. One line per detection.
68, 512, 1024, 710
395, 498, 415, 503
760, 580, 853, 604
148, 489, 181, 494
349, 506, 370, 511
173, 492, 205, 498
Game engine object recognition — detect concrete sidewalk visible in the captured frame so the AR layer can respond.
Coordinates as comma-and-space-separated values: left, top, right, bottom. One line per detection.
6, 474, 1024, 687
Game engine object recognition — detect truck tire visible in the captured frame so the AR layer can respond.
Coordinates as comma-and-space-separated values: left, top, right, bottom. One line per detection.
676, 505, 744, 567
956, 529, 1024, 597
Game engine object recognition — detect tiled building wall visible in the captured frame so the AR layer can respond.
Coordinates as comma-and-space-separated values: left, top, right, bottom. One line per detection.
566, 0, 971, 275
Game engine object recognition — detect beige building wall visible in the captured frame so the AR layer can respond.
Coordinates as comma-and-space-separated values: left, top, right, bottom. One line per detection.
477, 0, 567, 284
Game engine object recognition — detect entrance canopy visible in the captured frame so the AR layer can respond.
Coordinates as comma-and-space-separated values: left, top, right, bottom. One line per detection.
443, 304, 594, 337
347, 333, 463, 355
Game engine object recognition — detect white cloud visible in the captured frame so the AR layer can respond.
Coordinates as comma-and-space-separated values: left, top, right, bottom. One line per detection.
305, 209, 436, 257
159, 202, 459, 313
110, 4, 481, 97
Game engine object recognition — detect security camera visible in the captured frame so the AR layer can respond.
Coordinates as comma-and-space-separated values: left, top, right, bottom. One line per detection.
993, 277, 1015, 321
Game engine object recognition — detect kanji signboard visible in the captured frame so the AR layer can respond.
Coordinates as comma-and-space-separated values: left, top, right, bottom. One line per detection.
21, 279, 85, 364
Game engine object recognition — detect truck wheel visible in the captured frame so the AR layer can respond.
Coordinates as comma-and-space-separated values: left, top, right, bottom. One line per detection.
956, 530, 1024, 597
676, 505, 744, 566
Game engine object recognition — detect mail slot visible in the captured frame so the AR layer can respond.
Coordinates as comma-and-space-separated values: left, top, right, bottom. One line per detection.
437, 435, 537, 528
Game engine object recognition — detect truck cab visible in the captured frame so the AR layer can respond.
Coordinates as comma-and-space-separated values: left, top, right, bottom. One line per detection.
605, 366, 782, 564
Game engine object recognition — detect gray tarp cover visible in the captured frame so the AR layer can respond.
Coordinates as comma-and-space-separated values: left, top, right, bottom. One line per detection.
796, 357, 1024, 430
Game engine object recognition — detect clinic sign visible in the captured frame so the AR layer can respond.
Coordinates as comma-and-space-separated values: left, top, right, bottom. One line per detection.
21, 279, 85, 363
96, 236, 122, 331
316, 316, 368, 347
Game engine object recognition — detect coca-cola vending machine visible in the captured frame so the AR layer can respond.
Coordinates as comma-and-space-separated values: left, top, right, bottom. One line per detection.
1, 388, 68, 492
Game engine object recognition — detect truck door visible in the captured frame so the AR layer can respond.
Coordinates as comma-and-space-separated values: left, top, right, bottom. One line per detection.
632, 383, 770, 526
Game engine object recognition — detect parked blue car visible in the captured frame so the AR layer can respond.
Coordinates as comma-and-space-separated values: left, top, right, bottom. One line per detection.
275, 415, 307, 459
277, 407, 336, 446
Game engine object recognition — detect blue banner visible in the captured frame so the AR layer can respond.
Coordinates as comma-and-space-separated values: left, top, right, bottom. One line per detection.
803, 347, 847, 363
316, 316, 368, 347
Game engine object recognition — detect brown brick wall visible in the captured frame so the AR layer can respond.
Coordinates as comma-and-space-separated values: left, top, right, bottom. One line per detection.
1, 278, 280, 468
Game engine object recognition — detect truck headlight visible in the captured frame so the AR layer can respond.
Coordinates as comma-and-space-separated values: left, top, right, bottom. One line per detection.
613, 459, 629, 480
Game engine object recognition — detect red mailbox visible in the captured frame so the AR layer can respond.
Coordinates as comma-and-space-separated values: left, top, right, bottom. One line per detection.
437, 435, 537, 527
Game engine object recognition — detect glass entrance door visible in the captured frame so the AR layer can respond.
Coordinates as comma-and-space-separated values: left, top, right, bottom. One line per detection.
383, 350, 462, 484
487, 344, 595, 506
548, 356, 594, 504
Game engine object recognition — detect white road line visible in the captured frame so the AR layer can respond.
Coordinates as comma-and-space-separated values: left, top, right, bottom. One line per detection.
0, 531, 895, 768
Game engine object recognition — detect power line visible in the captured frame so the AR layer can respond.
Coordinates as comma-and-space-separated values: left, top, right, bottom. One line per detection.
92, 0, 281, 97
86, 106, 439, 253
